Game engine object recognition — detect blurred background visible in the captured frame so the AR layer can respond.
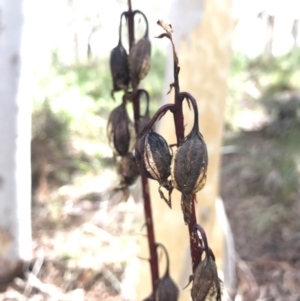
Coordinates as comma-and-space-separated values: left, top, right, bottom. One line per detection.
2, 0, 300, 300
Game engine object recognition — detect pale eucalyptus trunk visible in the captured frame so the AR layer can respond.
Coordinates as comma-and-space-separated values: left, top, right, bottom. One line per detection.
0, 0, 32, 283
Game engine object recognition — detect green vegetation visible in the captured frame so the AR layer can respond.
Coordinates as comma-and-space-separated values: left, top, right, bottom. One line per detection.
224, 48, 300, 233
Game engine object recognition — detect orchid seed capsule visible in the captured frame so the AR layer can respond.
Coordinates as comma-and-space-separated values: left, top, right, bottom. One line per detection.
191, 256, 221, 301
171, 97, 208, 223
128, 12, 151, 90
135, 131, 173, 207
107, 101, 136, 157
155, 243, 179, 301
191, 226, 221, 301
109, 13, 130, 97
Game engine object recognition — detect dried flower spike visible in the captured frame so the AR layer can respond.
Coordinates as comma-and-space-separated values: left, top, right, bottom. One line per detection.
110, 12, 130, 98
107, 99, 136, 156
155, 243, 179, 301
135, 131, 173, 207
191, 225, 221, 301
128, 11, 151, 90
171, 93, 208, 223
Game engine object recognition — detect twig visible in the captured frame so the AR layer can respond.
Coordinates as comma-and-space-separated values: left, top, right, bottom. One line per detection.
23, 272, 65, 299
101, 266, 122, 294
23, 249, 45, 299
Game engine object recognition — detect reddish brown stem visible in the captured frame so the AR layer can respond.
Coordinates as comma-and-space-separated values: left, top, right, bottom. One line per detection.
140, 103, 175, 136
171, 51, 202, 275
141, 175, 159, 294
126, 0, 134, 49
126, 1, 140, 130
172, 61, 184, 142
126, 0, 159, 296
189, 195, 203, 271
173, 99, 201, 272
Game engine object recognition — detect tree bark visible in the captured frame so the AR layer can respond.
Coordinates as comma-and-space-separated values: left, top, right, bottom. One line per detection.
0, 0, 32, 285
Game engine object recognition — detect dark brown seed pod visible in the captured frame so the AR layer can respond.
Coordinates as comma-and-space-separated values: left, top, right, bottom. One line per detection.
155, 243, 179, 301
110, 13, 130, 98
191, 256, 221, 301
171, 97, 208, 223
107, 100, 136, 156
135, 131, 173, 207
191, 225, 221, 301
128, 12, 151, 90
117, 153, 140, 186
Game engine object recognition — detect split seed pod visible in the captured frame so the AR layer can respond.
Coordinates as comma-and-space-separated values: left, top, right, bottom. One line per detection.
191, 225, 221, 301
155, 243, 179, 301
128, 11, 151, 90
107, 99, 136, 156
171, 97, 208, 223
191, 256, 221, 301
110, 13, 130, 98
135, 131, 173, 207
117, 153, 140, 186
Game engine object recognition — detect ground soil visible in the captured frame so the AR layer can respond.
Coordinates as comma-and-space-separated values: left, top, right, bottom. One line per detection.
220, 128, 300, 301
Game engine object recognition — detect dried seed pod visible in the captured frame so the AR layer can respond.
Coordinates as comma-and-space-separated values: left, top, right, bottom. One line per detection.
191, 256, 221, 301
155, 243, 179, 301
117, 153, 140, 186
171, 98, 208, 223
107, 100, 136, 156
128, 12, 151, 90
135, 131, 173, 207
110, 13, 130, 97
137, 90, 151, 135
191, 225, 221, 301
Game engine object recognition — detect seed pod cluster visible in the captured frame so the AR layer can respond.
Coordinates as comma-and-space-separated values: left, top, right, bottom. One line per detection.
108, 11, 153, 189
107, 100, 136, 157
128, 13, 151, 90
110, 13, 130, 98
171, 100, 208, 223
155, 243, 179, 301
135, 131, 173, 207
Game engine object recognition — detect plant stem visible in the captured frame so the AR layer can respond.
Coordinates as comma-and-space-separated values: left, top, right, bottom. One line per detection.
172, 53, 184, 142
188, 195, 202, 272
172, 52, 201, 274
127, 0, 134, 49
127, 0, 159, 296
126, 1, 140, 131
141, 175, 159, 294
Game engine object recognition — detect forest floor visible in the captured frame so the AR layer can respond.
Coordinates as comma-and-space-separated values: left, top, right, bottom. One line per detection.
220, 127, 300, 301
1, 120, 300, 301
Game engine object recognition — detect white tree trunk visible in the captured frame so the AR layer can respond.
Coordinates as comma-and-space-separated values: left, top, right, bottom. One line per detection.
0, 0, 32, 283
